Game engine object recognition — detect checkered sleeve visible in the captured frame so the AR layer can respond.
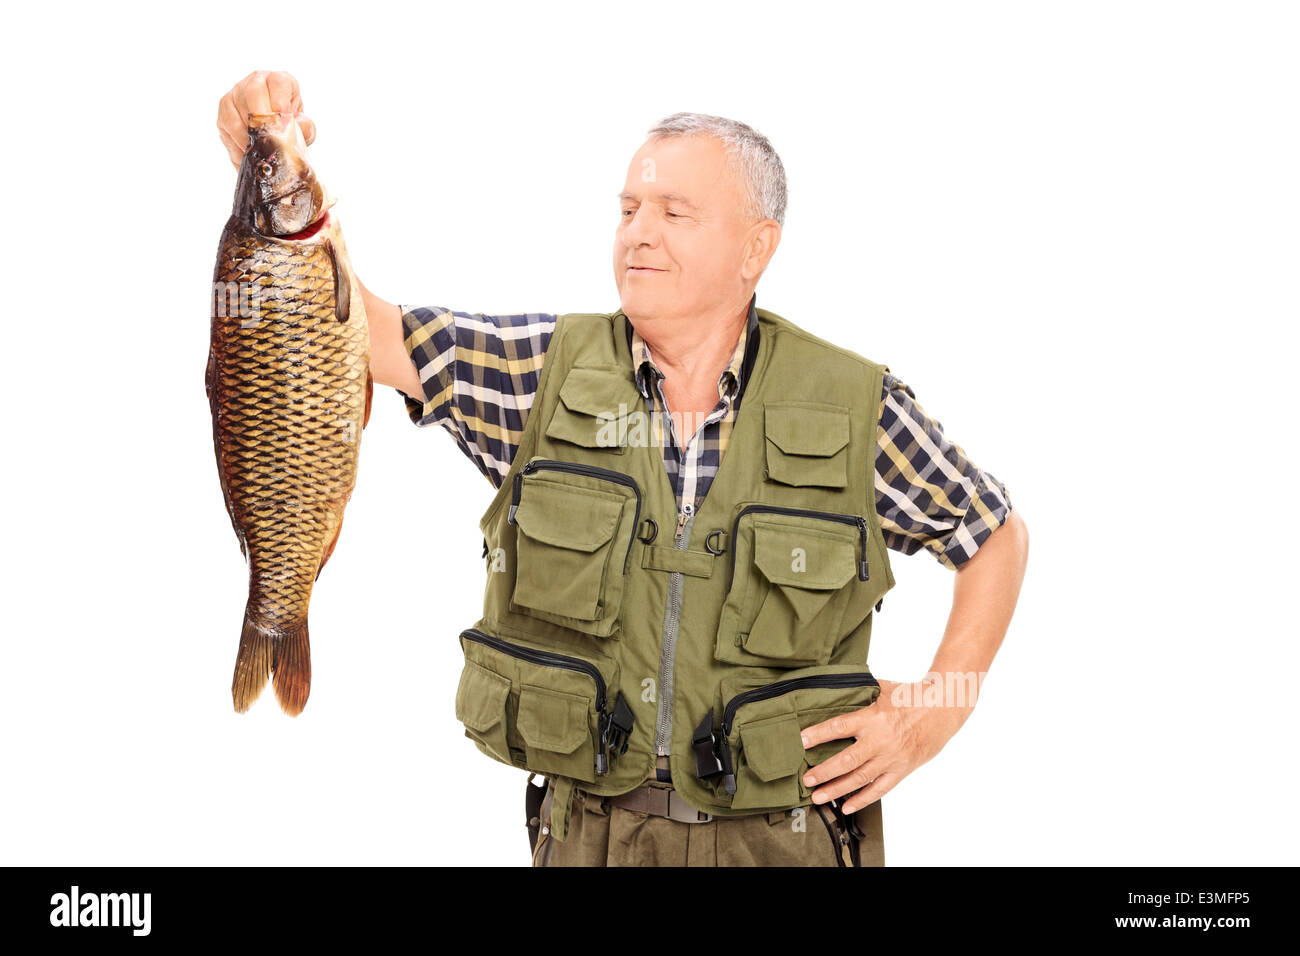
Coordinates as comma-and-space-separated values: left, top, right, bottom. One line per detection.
399, 305, 558, 488
874, 372, 1013, 570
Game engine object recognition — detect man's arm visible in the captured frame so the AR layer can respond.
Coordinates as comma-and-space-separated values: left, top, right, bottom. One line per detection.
361, 278, 423, 401
799, 372, 1029, 814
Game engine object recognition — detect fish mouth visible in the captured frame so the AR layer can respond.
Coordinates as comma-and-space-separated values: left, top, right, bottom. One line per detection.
277, 209, 331, 241
260, 196, 338, 243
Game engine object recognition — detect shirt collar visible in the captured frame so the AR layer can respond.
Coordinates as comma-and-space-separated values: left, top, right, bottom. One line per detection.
626, 294, 760, 404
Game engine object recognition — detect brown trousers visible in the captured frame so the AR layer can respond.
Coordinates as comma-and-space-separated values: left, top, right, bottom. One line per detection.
531, 780, 885, 867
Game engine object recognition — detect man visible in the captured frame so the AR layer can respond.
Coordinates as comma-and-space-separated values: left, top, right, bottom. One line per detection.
216, 71, 1029, 867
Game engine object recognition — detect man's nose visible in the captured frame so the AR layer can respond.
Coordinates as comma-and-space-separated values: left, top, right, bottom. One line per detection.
621, 206, 660, 247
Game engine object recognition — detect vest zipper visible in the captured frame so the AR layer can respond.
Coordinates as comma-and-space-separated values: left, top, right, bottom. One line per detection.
508, 458, 642, 569
728, 504, 870, 583
460, 627, 624, 775
655, 501, 694, 756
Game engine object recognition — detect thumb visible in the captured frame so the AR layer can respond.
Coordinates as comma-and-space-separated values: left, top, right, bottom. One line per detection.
297, 114, 317, 146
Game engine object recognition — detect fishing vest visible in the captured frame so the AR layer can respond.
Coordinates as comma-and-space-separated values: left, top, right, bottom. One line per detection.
455, 306, 896, 826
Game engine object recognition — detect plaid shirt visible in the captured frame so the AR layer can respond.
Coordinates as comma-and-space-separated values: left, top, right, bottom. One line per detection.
398, 295, 1012, 570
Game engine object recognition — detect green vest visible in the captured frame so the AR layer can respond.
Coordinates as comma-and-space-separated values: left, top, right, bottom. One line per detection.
455, 306, 896, 821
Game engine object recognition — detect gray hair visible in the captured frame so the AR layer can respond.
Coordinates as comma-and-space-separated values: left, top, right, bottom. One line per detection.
646, 112, 787, 226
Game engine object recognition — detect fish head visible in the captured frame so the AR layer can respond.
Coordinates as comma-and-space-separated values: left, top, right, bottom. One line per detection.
232, 112, 328, 238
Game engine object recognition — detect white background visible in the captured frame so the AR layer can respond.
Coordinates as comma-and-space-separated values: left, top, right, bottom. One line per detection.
2, 0, 1296, 866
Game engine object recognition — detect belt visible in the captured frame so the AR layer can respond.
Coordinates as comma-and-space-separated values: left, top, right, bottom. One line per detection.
606, 783, 714, 824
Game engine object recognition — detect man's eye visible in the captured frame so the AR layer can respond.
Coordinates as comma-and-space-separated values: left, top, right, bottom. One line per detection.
665, 211, 680, 218
621, 209, 635, 217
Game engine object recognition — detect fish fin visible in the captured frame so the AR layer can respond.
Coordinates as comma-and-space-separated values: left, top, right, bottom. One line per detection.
326, 238, 350, 322
316, 513, 344, 582
205, 348, 216, 407
231, 616, 275, 713
363, 368, 373, 428
271, 620, 312, 717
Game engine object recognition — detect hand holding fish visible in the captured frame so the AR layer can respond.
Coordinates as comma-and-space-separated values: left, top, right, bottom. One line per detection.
217, 70, 316, 166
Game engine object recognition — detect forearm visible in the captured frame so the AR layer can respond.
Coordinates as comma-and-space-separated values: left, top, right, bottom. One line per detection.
922, 508, 1030, 734
358, 275, 422, 400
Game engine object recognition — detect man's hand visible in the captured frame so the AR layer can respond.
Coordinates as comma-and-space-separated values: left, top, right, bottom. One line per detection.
798, 676, 975, 815
216, 70, 316, 167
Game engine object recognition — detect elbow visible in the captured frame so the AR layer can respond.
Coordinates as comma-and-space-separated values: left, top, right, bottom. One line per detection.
1005, 507, 1029, 569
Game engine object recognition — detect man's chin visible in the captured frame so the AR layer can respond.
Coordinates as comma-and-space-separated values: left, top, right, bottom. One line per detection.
618, 289, 652, 320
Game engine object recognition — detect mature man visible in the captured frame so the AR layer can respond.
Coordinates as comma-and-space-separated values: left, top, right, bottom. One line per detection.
217, 71, 1029, 868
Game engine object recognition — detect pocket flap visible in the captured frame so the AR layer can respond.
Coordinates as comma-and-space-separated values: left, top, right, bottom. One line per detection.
752, 521, 858, 592
455, 661, 511, 733
740, 715, 805, 782
517, 684, 590, 754
765, 403, 850, 456
514, 481, 623, 551
558, 367, 640, 417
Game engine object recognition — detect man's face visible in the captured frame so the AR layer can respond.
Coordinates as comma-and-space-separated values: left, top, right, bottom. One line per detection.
613, 134, 760, 323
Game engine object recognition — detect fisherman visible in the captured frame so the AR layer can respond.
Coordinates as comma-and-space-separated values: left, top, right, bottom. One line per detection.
217, 70, 1029, 867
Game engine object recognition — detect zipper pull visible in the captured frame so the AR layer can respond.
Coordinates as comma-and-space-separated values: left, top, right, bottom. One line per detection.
508, 472, 524, 524
855, 516, 870, 581
676, 500, 694, 538
596, 712, 610, 776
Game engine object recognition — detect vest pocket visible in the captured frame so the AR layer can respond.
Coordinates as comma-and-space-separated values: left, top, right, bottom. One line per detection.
764, 402, 850, 488
517, 685, 593, 778
507, 458, 641, 637
733, 714, 806, 810
457, 628, 627, 783
455, 660, 512, 765
544, 367, 636, 454
699, 666, 881, 812
716, 507, 869, 667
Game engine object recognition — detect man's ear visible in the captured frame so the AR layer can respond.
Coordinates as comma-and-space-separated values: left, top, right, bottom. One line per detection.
741, 219, 782, 281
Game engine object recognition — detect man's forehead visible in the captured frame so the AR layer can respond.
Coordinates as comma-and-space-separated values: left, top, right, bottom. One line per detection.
621, 136, 734, 208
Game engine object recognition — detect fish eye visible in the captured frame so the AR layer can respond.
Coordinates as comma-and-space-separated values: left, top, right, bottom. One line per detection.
259, 161, 274, 177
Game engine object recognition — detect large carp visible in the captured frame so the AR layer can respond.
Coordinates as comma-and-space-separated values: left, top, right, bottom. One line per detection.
206, 113, 371, 716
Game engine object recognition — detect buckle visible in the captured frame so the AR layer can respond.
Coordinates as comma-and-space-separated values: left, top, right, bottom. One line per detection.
597, 692, 635, 776
666, 790, 712, 824
692, 710, 736, 795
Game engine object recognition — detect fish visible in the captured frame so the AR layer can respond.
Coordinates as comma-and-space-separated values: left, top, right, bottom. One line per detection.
206, 112, 371, 716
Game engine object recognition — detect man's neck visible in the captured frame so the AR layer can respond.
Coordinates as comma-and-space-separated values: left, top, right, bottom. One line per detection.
632, 299, 749, 395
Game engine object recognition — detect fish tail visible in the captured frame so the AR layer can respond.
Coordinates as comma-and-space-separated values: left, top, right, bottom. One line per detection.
271, 619, 312, 717
231, 615, 275, 713
231, 615, 312, 716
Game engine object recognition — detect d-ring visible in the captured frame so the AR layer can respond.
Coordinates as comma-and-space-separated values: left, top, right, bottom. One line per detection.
704, 529, 726, 555
639, 517, 658, 544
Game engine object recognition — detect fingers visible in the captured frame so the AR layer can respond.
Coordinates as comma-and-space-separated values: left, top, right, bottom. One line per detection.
799, 710, 858, 750
216, 93, 248, 166
804, 736, 873, 790
264, 71, 301, 115
841, 773, 896, 815
808, 755, 887, 807
233, 70, 270, 119
217, 71, 312, 166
